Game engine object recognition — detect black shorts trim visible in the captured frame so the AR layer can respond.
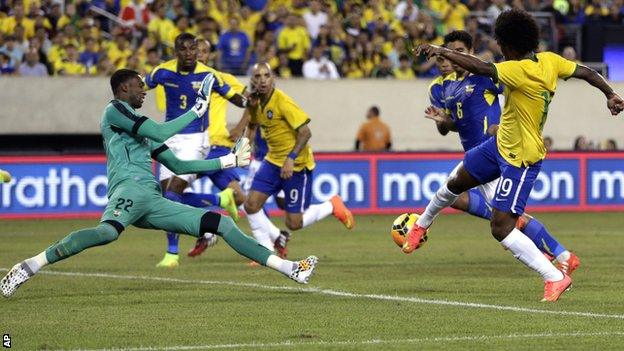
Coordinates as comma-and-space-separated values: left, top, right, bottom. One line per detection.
101, 220, 125, 234
150, 144, 170, 160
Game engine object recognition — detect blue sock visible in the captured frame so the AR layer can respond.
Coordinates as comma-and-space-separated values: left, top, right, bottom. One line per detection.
164, 191, 184, 255
467, 189, 492, 220
181, 193, 220, 208
522, 218, 567, 257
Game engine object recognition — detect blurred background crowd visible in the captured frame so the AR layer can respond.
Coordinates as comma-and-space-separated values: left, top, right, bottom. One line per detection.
1, 0, 623, 79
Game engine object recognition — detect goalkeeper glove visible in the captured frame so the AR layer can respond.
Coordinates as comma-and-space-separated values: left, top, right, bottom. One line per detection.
219, 137, 251, 169
197, 72, 216, 100
190, 97, 209, 117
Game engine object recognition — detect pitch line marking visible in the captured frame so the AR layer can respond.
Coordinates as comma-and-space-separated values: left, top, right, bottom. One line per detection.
3, 268, 624, 320
67, 332, 624, 351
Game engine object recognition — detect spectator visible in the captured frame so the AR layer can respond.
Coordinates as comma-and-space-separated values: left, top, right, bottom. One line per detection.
147, 2, 175, 47
585, 0, 610, 21
543, 136, 554, 151
0, 36, 23, 70
96, 56, 115, 76
355, 106, 392, 151
303, 0, 328, 40
394, 0, 419, 22
487, 0, 512, 22
144, 48, 162, 74
393, 54, 415, 80
562, 46, 578, 62
275, 52, 293, 78
0, 52, 15, 75
371, 55, 394, 78
603, 139, 618, 151
79, 37, 100, 71
217, 17, 251, 75
119, 0, 151, 33
303, 45, 339, 79
56, 43, 94, 76
277, 13, 311, 77
167, 16, 195, 49
443, 0, 470, 31
3, 4, 35, 39
574, 136, 591, 151
107, 34, 133, 69
239, 6, 262, 41
18, 49, 48, 76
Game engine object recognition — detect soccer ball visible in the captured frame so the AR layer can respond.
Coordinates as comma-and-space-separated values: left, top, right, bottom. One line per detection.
390, 213, 420, 247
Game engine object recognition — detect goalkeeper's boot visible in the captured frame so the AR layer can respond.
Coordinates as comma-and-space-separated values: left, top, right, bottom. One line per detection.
557, 252, 581, 276
289, 256, 318, 284
1, 262, 33, 298
156, 253, 179, 268
219, 188, 239, 222
402, 224, 428, 254
541, 273, 572, 302
330, 195, 354, 229
274, 230, 291, 259
188, 234, 218, 257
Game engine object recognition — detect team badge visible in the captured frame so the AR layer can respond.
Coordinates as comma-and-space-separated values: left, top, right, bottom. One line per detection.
113, 209, 121, 217
465, 84, 475, 96
267, 110, 273, 119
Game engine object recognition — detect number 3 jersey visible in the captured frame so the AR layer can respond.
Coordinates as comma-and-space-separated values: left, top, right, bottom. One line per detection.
145, 60, 235, 134
443, 73, 503, 152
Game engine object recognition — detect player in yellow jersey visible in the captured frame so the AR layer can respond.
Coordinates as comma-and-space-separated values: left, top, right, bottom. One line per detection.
241, 63, 354, 255
406, 9, 623, 302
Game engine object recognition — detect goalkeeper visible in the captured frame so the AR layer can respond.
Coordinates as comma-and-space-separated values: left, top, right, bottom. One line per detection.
1, 69, 317, 298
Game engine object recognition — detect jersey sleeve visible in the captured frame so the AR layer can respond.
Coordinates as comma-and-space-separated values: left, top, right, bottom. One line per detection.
493, 61, 524, 90
144, 67, 164, 89
549, 52, 577, 79
212, 72, 235, 99
281, 96, 310, 130
107, 101, 149, 134
483, 76, 504, 95
428, 83, 444, 108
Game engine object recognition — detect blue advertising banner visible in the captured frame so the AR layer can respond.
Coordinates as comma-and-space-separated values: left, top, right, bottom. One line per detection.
0, 153, 623, 219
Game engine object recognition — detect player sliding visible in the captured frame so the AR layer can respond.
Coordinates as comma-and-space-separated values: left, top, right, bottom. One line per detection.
406, 9, 623, 302
242, 63, 355, 255
0, 69, 318, 298
426, 30, 579, 274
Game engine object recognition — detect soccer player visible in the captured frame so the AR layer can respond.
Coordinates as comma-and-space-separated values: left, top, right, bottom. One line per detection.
406, 10, 623, 301
242, 63, 355, 253
0, 70, 318, 298
0, 169, 11, 183
425, 30, 579, 274
145, 33, 248, 268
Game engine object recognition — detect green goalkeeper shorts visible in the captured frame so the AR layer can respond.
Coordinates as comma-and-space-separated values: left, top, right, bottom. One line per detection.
101, 180, 207, 236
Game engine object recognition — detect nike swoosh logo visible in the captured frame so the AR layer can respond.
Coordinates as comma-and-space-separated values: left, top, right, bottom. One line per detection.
495, 197, 506, 201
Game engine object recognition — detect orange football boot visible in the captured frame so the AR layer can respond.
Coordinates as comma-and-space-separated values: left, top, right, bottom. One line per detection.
330, 195, 354, 229
557, 252, 581, 276
541, 274, 572, 302
401, 224, 428, 254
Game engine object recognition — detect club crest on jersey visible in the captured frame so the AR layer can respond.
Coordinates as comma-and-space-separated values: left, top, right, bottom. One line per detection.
192, 81, 202, 90
267, 110, 274, 119
465, 84, 475, 95
113, 209, 121, 217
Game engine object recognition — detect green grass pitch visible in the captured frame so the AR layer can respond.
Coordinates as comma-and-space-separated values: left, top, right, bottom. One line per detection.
1, 213, 624, 350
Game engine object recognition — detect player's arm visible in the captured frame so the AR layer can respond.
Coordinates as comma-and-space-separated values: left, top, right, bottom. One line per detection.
109, 99, 208, 143
152, 138, 250, 174
210, 73, 249, 108
229, 109, 251, 142
415, 45, 496, 80
570, 65, 624, 115
425, 105, 457, 133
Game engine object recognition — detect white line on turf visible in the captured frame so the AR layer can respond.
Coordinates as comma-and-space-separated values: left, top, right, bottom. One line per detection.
68, 331, 624, 351
2, 268, 624, 320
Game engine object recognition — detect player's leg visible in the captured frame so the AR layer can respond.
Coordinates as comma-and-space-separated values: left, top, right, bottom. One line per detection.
143, 198, 317, 284
1, 184, 148, 297
490, 159, 570, 302
244, 161, 284, 250
447, 163, 493, 220
158, 176, 189, 267
403, 144, 499, 254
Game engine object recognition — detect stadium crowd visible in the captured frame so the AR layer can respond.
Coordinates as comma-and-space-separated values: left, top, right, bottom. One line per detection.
0, 0, 623, 79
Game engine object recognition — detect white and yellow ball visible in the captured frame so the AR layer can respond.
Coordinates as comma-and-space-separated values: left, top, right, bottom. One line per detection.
390, 213, 420, 247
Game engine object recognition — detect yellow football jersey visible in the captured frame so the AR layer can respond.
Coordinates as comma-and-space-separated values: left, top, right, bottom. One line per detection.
208, 72, 246, 148
249, 88, 315, 171
494, 51, 577, 167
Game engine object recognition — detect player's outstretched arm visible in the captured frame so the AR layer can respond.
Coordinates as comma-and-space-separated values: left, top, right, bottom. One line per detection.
415, 44, 496, 80
425, 105, 457, 134
153, 138, 251, 175
570, 65, 624, 116
131, 99, 209, 143
281, 124, 311, 179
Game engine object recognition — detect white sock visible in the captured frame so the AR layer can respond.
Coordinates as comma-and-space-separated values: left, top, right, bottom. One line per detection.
556, 250, 571, 263
501, 228, 564, 282
416, 183, 460, 228
266, 255, 296, 276
302, 201, 334, 228
23, 251, 48, 275
247, 211, 279, 250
